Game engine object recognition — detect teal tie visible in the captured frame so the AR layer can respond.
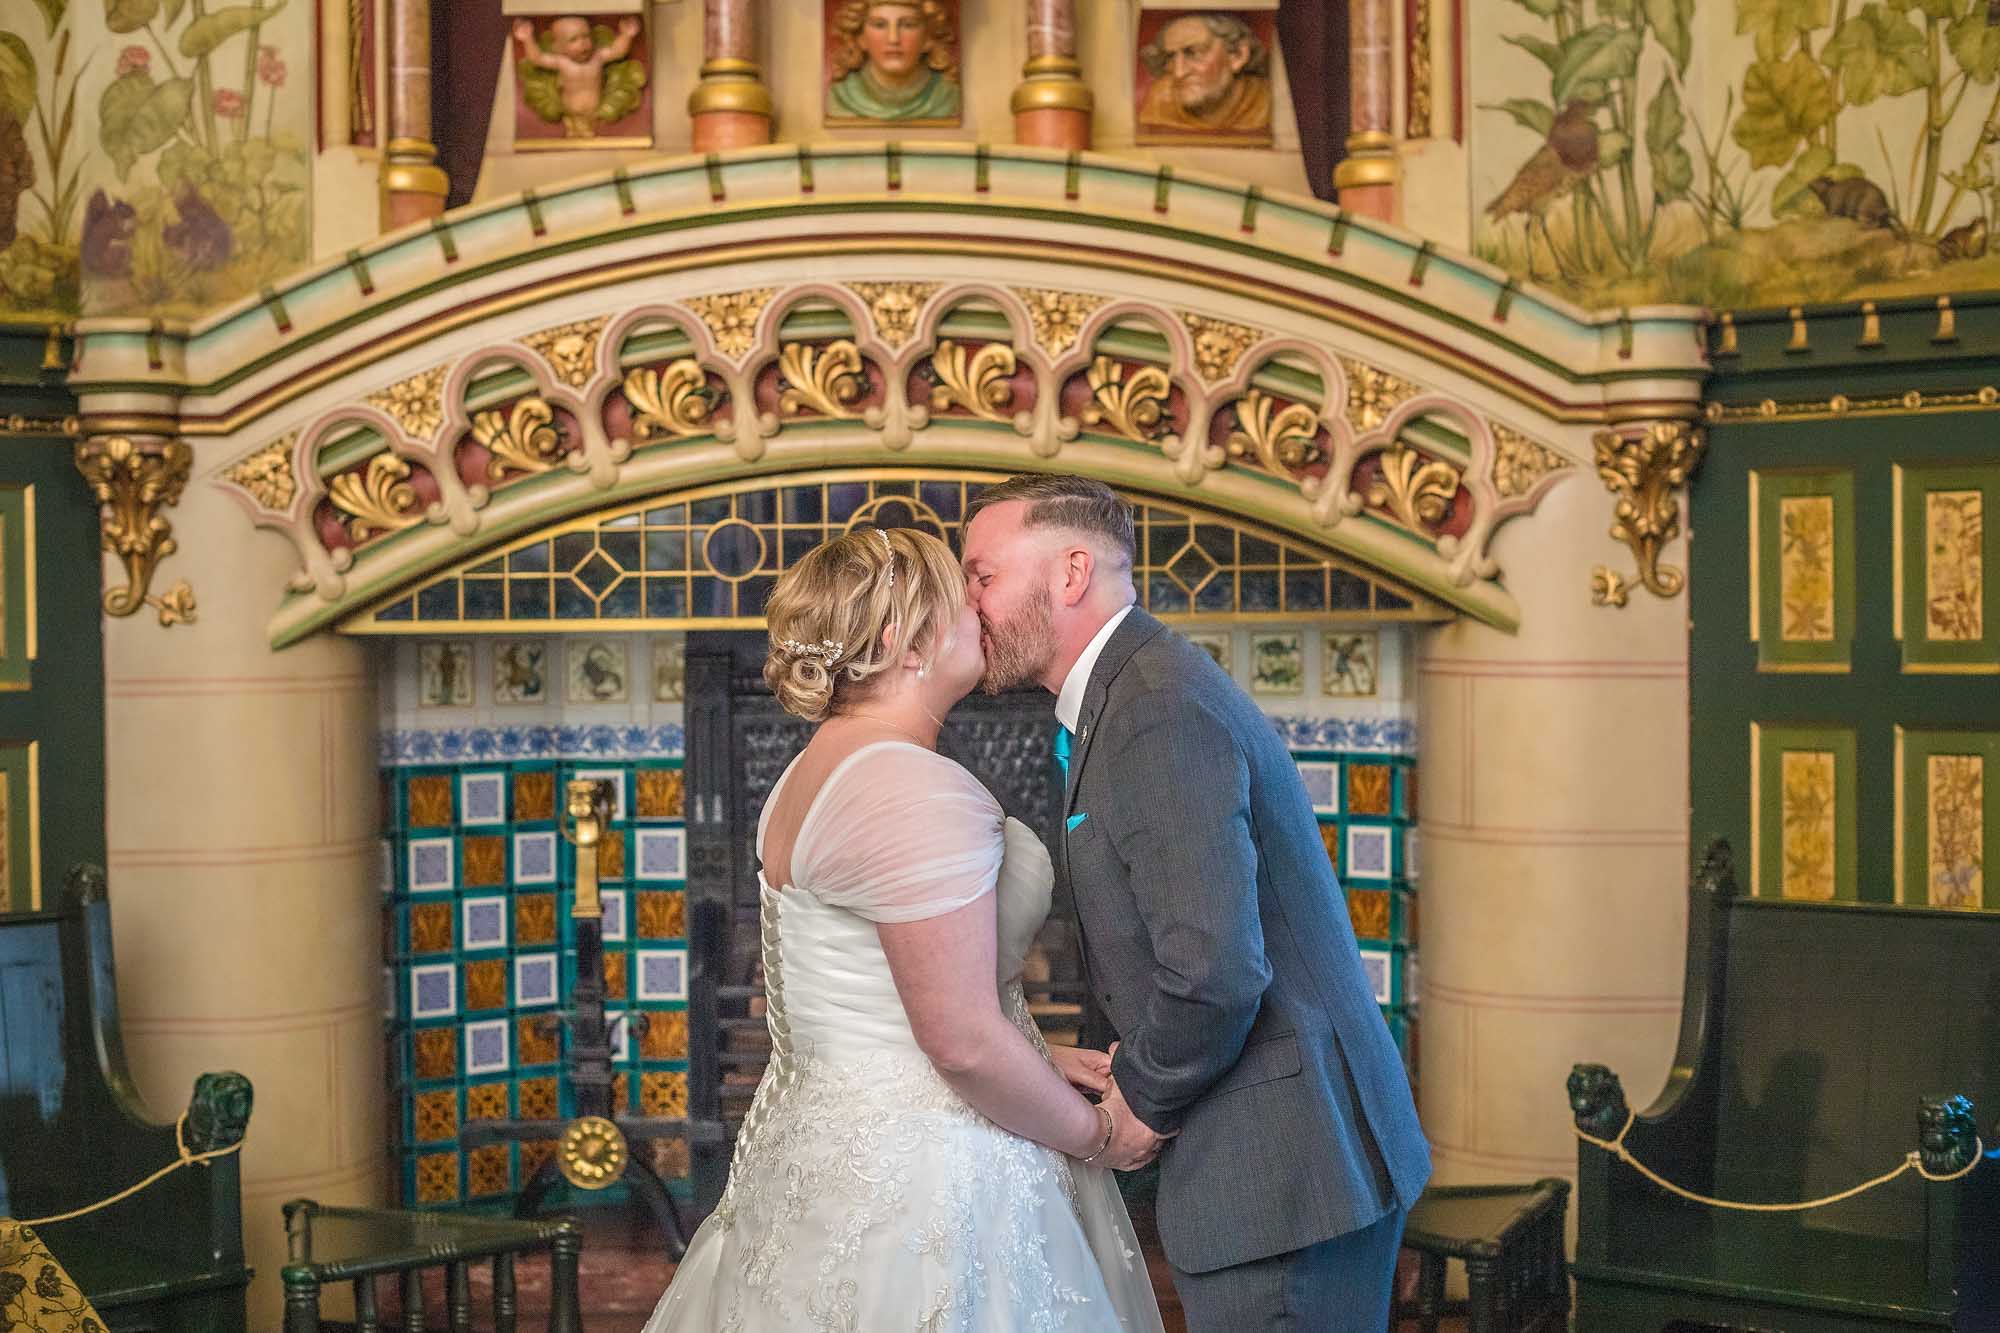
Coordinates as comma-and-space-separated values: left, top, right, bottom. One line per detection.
1053, 723, 1073, 783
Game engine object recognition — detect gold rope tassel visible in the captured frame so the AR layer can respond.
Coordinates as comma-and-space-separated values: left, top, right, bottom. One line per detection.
18, 1113, 245, 1227
1575, 1111, 1983, 1213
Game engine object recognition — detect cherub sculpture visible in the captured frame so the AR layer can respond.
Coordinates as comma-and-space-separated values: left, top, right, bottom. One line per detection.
515, 16, 646, 138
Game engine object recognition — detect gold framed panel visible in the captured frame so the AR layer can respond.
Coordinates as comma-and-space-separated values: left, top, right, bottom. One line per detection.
1896, 727, 2000, 911
1895, 462, 1997, 673
0, 741, 42, 913
1750, 723, 1857, 903
0, 486, 37, 691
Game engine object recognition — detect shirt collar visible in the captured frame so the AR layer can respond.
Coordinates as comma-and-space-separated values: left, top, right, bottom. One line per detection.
1055, 605, 1133, 733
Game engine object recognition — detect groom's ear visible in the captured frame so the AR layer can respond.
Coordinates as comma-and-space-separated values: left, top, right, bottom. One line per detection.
1054, 544, 1096, 607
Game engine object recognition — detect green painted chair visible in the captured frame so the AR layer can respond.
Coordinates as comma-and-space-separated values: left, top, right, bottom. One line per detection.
1568, 842, 1997, 1331
0, 866, 252, 1332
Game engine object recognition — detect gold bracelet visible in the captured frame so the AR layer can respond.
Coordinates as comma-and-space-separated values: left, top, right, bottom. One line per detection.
1078, 1103, 1115, 1163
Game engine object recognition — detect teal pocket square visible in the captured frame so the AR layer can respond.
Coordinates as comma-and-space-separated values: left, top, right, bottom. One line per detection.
1067, 813, 1087, 831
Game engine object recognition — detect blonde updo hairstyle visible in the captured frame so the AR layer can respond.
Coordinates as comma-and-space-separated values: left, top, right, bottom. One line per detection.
763, 527, 966, 722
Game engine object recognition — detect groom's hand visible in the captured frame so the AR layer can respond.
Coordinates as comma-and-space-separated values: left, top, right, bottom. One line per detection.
1095, 1042, 1174, 1171
1048, 1044, 1112, 1095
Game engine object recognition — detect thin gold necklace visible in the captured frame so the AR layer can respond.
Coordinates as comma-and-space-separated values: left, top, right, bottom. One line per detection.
841, 706, 944, 744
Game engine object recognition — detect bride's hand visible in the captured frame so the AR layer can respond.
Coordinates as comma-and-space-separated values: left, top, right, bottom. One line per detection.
1047, 1044, 1113, 1095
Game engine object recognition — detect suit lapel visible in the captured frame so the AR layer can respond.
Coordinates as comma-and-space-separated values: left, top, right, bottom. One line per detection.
1063, 607, 1167, 815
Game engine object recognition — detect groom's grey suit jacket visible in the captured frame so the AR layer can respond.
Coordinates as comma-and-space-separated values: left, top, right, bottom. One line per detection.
1061, 608, 1431, 1275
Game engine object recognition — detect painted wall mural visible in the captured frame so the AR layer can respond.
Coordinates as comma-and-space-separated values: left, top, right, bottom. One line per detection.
510, 14, 651, 148
1475, 0, 2000, 307
76, 0, 311, 317
0, 1, 84, 320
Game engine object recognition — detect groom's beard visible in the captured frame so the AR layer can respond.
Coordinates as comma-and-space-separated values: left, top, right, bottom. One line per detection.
979, 586, 1057, 694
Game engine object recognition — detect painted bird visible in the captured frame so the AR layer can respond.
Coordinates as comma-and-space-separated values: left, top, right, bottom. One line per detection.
1487, 99, 1602, 222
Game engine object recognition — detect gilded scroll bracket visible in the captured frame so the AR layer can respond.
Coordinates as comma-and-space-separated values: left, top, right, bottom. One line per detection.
74, 436, 198, 627
1591, 420, 1706, 608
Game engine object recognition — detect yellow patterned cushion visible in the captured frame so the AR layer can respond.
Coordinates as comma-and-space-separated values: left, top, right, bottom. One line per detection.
0, 1219, 107, 1331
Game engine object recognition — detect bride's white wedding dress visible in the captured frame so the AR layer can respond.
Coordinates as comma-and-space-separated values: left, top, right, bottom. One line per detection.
643, 741, 1163, 1333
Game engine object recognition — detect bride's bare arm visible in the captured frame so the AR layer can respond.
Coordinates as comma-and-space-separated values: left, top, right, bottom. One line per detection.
878, 897, 1111, 1160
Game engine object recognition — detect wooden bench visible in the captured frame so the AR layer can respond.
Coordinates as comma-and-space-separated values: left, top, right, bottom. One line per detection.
1568, 841, 1998, 1331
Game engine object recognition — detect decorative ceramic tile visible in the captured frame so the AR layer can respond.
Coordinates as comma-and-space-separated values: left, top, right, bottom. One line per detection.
517, 1016, 560, 1066
518, 1076, 560, 1120
413, 1089, 458, 1143
1925, 491, 1984, 643
567, 639, 630, 703
601, 888, 628, 943
637, 949, 689, 1002
461, 835, 507, 887
1296, 761, 1339, 814
1780, 751, 1837, 901
519, 1138, 558, 1184
1358, 947, 1393, 1006
1318, 820, 1339, 870
514, 954, 559, 1008
604, 952, 629, 1002
641, 1009, 689, 1060
407, 838, 455, 893
641, 1070, 689, 1117
407, 774, 454, 827
1271, 717, 1415, 755
378, 840, 396, 895
464, 1019, 511, 1076
1347, 888, 1392, 941
411, 963, 457, 1019
1898, 465, 1998, 672
653, 639, 685, 702
1778, 496, 1836, 642
1347, 764, 1393, 816
637, 890, 686, 939
466, 1144, 512, 1198
419, 643, 474, 707
460, 772, 506, 825
462, 897, 507, 951
635, 767, 685, 819
410, 902, 453, 955
1753, 471, 1854, 672
0, 487, 35, 692
515, 894, 559, 946
1753, 725, 1856, 901
636, 828, 685, 880
413, 1027, 457, 1081
466, 1082, 510, 1122
1250, 632, 1304, 694
514, 769, 557, 821
574, 768, 628, 819
382, 724, 688, 765
1186, 632, 1231, 673
513, 831, 558, 884
415, 1152, 458, 1204
1926, 753, 1984, 908
1405, 828, 1421, 882
494, 641, 548, 705
601, 829, 627, 881
463, 960, 508, 1013
1345, 826, 1393, 882
1322, 631, 1380, 697
383, 966, 398, 1020
652, 1138, 692, 1180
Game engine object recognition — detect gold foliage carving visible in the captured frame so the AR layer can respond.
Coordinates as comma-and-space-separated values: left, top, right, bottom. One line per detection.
1178, 312, 1263, 384
1490, 422, 1572, 498
1081, 357, 1171, 441
73, 436, 199, 626
475, 397, 567, 482
520, 317, 609, 390
1342, 357, 1419, 433
1224, 390, 1320, 470
330, 452, 425, 541
224, 435, 299, 510
1365, 443, 1460, 533
366, 365, 449, 439
623, 361, 715, 440
848, 281, 940, 349
686, 287, 777, 359
1014, 286, 1107, 356
777, 341, 866, 419
1591, 420, 1706, 606
927, 340, 1017, 421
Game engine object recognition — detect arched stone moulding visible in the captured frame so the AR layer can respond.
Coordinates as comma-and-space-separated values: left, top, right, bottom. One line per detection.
70, 144, 1708, 645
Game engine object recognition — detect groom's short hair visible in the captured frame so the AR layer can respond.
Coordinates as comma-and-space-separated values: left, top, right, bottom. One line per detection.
965, 474, 1136, 569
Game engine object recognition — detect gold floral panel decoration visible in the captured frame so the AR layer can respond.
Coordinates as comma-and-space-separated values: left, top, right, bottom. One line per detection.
1898, 464, 1998, 673
1898, 729, 2000, 911
1753, 725, 1856, 902
1752, 471, 1853, 672
0, 487, 36, 691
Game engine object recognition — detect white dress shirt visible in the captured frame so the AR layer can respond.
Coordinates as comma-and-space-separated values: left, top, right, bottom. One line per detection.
1054, 605, 1134, 733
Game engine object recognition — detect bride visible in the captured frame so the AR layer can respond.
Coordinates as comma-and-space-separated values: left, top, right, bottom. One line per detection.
644, 526, 1165, 1332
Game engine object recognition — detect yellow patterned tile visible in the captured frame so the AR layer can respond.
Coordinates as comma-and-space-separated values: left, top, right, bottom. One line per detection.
601, 829, 626, 881
636, 769, 686, 819
415, 1151, 459, 1203
520, 1138, 557, 1183
413, 1089, 458, 1143
1319, 821, 1339, 869
518, 1016, 560, 1065
514, 770, 556, 822
1779, 495, 1836, 642
641, 1070, 688, 1118
1347, 765, 1393, 816
462, 835, 506, 887
613, 1072, 631, 1111
407, 776, 454, 828
413, 1027, 456, 1081
466, 1144, 511, 1198
1928, 753, 1985, 908
1926, 490, 1984, 642
651, 1137, 691, 1179
637, 890, 687, 939
641, 1010, 689, 1061
518, 1076, 560, 1120
409, 902, 452, 954
463, 960, 507, 1012
466, 1082, 509, 1121
515, 894, 558, 946
1347, 889, 1391, 941
1781, 750, 1837, 901
604, 952, 628, 1001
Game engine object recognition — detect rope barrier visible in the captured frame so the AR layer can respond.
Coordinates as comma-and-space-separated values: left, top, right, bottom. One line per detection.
19, 1113, 244, 1227
1574, 1111, 1982, 1213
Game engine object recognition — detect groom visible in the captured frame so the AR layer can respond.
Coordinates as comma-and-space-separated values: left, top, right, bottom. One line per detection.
962, 474, 1431, 1330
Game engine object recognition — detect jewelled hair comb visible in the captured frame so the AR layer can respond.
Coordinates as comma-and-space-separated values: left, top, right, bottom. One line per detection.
876, 528, 895, 587
779, 638, 844, 659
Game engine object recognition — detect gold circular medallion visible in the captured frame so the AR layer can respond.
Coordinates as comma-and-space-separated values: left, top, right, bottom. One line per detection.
557, 1115, 628, 1191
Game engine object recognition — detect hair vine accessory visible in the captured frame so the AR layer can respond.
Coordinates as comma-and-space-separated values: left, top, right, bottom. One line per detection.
779, 637, 845, 659
876, 528, 895, 587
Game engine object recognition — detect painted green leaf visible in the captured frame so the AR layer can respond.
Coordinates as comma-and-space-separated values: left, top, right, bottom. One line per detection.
1598, 0, 1639, 19
179, 2, 286, 59
1888, 0, 1959, 20
1732, 51, 1837, 168
1646, 0, 1697, 69
103, 0, 159, 34
0, 35, 37, 122
1652, 138, 1695, 199
596, 56, 647, 124
1598, 129, 1634, 167
1736, 0, 1832, 62
163, 0, 188, 21
100, 73, 192, 181
518, 61, 563, 124
1645, 82, 1695, 199
1508, 0, 1565, 14
29, 0, 66, 39
1824, 6, 1932, 104
1553, 25, 1643, 105
1483, 97, 1557, 136
1503, 31, 1563, 74
1947, 8, 2000, 80
1770, 143, 1836, 215
156, 138, 209, 193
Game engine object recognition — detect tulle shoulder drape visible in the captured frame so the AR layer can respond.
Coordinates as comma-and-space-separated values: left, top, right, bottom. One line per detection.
762, 740, 1005, 924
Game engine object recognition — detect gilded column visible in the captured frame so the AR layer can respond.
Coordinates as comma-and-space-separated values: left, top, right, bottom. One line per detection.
688, 0, 773, 151
380, 0, 448, 228
1011, 0, 1092, 150
1334, 0, 1399, 219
